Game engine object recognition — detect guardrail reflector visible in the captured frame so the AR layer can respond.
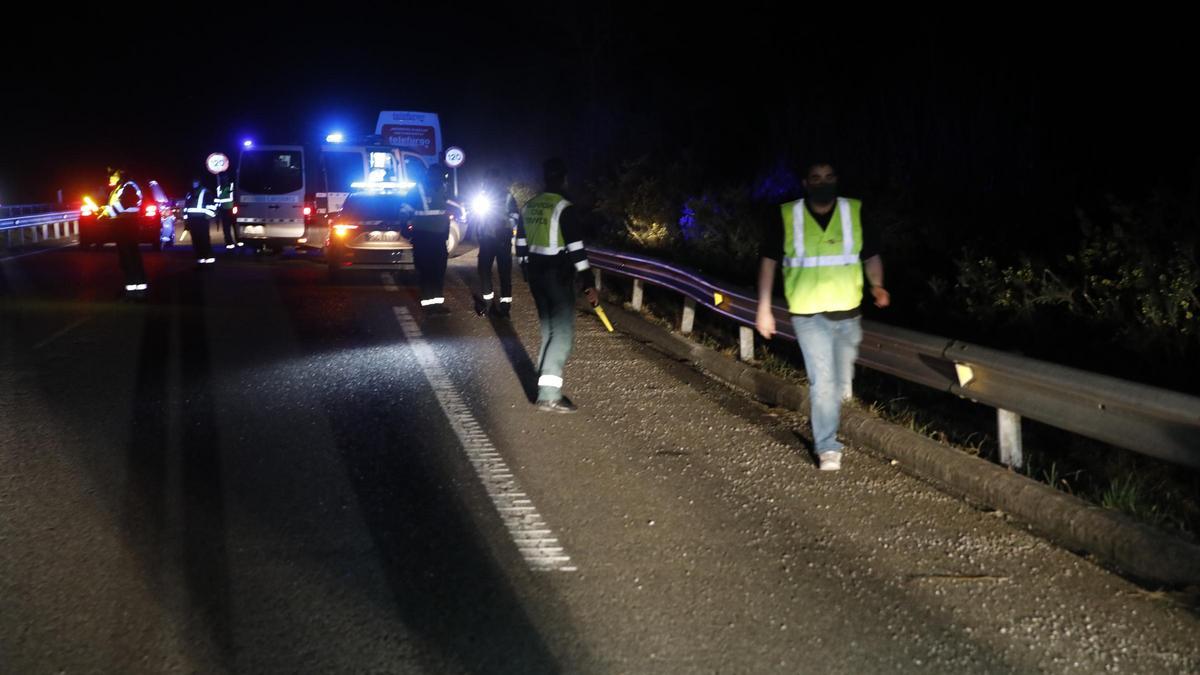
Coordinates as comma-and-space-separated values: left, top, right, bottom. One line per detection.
955, 363, 976, 387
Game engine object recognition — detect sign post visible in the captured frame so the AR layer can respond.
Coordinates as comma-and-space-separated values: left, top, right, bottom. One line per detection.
444, 146, 465, 197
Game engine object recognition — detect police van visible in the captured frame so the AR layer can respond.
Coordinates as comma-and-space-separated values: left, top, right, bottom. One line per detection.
316, 141, 432, 226
235, 112, 444, 251
233, 144, 310, 250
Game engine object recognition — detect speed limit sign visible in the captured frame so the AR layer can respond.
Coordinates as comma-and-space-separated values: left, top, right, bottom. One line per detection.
206, 153, 230, 174
444, 147, 465, 168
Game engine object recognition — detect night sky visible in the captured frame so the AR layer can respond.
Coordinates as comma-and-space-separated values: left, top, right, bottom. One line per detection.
4, 7, 1197, 218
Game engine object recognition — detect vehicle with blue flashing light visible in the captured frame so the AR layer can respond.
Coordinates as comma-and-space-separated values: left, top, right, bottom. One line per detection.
233, 143, 311, 251
315, 138, 432, 233
314, 111, 441, 228
234, 112, 444, 254
324, 188, 424, 280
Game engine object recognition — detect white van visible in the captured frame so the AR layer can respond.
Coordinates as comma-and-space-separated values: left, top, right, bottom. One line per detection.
234, 144, 309, 249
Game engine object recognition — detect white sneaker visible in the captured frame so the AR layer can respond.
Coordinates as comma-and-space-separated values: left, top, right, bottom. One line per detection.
818, 451, 843, 471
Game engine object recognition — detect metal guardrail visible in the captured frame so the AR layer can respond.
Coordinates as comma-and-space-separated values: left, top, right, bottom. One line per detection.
588, 247, 1200, 470
0, 210, 80, 248
0, 203, 57, 219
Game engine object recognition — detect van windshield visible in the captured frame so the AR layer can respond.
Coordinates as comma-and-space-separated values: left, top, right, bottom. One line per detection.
239, 150, 303, 194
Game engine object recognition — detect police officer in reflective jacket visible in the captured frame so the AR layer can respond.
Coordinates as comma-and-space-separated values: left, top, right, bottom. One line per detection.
472, 167, 519, 317
410, 165, 462, 314
183, 177, 216, 266
517, 158, 598, 412
102, 169, 149, 298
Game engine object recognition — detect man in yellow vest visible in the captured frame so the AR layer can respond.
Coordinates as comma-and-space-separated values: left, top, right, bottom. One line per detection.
516, 158, 599, 412
103, 169, 149, 298
756, 162, 890, 470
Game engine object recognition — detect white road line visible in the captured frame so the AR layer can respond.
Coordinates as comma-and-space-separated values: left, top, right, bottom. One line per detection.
393, 306, 576, 572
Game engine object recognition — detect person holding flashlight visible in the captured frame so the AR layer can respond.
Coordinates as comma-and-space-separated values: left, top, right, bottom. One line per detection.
472, 167, 519, 318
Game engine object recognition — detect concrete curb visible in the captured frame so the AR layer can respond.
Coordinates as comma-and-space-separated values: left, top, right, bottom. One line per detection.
594, 301, 1200, 587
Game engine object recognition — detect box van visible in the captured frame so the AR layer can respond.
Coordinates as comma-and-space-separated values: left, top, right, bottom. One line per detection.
234, 144, 309, 248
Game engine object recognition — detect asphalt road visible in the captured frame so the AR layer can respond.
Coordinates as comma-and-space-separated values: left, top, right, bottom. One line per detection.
2, 241, 1198, 673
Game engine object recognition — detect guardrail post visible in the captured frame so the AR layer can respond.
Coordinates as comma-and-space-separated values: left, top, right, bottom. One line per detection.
998, 408, 1024, 470
681, 297, 696, 335
739, 326, 754, 362
53, 222, 62, 239
632, 279, 644, 311
30, 225, 38, 243
593, 268, 602, 291
41, 224, 49, 240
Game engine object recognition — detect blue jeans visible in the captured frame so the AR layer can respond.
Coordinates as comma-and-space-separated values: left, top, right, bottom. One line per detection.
792, 314, 863, 453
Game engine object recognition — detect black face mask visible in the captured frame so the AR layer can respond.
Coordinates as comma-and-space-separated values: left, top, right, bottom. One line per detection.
807, 183, 838, 205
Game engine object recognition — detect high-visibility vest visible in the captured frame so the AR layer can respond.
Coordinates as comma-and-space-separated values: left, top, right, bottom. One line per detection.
780, 197, 864, 314
521, 192, 570, 255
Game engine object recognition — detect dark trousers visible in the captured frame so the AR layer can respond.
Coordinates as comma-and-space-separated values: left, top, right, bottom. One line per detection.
218, 209, 236, 245
528, 258, 577, 401
114, 219, 146, 289
477, 232, 513, 299
412, 230, 449, 303
187, 215, 213, 260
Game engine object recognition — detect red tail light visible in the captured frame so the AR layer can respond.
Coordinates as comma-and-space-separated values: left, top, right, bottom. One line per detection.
144, 204, 158, 217
80, 206, 94, 216
303, 206, 313, 216
232, 205, 239, 215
